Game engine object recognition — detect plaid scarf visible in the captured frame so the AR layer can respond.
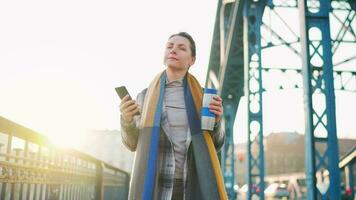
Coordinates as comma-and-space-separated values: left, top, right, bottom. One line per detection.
129, 71, 227, 200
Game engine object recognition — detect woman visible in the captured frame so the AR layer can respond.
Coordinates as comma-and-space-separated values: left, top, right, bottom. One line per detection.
119, 32, 227, 200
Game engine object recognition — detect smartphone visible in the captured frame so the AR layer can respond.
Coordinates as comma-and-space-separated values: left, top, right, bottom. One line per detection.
115, 86, 132, 100
115, 86, 140, 116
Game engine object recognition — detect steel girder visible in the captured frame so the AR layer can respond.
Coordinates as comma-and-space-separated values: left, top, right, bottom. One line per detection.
205, 0, 245, 199
261, 67, 356, 93
299, 0, 341, 199
243, 1, 268, 199
207, 0, 268, 199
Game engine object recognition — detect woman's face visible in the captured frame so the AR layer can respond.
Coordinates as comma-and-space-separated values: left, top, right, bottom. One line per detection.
163, 35, 195, 71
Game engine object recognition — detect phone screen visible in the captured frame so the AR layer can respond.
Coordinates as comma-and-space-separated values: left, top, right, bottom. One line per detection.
115, 86, 132, 100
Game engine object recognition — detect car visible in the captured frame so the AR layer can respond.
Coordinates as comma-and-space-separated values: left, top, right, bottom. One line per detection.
341, 183, 353, 200
238, 184, 261, 198
264, 183, 290, 199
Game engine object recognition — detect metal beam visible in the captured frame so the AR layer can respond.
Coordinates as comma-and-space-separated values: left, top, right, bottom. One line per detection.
243, 0, 267, 199
298, 0, 341, 199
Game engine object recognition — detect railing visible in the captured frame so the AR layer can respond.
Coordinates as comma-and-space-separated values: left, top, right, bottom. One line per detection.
0, 116, 129, 200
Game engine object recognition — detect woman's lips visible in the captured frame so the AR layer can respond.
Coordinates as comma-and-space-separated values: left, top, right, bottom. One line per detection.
168, 57, 178, 61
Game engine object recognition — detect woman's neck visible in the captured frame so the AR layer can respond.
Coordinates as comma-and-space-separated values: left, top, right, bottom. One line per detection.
165, 67, 187, 82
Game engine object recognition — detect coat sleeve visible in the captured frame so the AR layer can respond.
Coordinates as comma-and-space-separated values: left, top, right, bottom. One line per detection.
120, 89, 147, 152
209, 121, 225, 152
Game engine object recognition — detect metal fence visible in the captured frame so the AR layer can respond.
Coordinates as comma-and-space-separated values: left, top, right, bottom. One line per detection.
0, 116, 129, 200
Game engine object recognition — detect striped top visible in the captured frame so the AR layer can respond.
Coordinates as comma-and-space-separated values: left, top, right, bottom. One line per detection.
163, 77, 187, 179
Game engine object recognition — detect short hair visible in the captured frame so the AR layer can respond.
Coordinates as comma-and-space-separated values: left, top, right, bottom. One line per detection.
169, 32, 196, 58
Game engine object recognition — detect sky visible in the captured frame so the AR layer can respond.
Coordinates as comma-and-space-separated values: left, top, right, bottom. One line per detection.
0, 0, 218, 146
0, 1, 355, 147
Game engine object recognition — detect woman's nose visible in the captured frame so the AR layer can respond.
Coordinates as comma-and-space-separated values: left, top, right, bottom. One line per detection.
170, 46, 177, 54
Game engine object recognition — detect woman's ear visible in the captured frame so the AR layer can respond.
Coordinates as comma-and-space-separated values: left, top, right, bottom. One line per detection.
190, 57, 196, 66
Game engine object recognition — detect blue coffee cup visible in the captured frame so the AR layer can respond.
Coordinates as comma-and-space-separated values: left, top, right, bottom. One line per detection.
201, 88, 217, 131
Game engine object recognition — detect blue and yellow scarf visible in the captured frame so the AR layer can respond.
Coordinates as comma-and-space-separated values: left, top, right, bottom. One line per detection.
130, 71, 227, 200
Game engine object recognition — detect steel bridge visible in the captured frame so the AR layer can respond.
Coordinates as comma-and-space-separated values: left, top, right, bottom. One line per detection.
206, 0, 356, 199
0, 1, 355, 200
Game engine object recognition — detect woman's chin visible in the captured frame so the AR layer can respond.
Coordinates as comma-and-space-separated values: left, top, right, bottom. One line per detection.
167, 65, 187, 71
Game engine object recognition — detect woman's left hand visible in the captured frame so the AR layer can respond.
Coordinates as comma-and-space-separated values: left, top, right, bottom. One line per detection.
208, 95, 224, 123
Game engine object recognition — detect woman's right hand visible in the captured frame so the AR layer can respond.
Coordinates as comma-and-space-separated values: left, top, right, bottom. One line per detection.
119, 95, 140, 123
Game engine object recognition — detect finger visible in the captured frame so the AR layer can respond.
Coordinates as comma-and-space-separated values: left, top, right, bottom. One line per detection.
123, 99, 136, 107
210, 105, 223, 113
122, 95, 131, 101
209, 100, 222, 107
213, 95, 222, 101
210, 109, 223, 116
120, 101, 136, 113
127, 107, 140, 116
120, 95, 132, 106
120, 100, 136, 110
120, 98, 134, 107
123, 103, 138, 113
124, 105, 137, 113
209, 105, 222, 111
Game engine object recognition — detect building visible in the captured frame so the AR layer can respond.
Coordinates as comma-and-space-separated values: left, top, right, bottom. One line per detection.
234, 132, 356, 185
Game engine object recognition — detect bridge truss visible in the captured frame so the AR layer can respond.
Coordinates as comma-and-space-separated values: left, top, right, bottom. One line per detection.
206, 0, 356, 199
